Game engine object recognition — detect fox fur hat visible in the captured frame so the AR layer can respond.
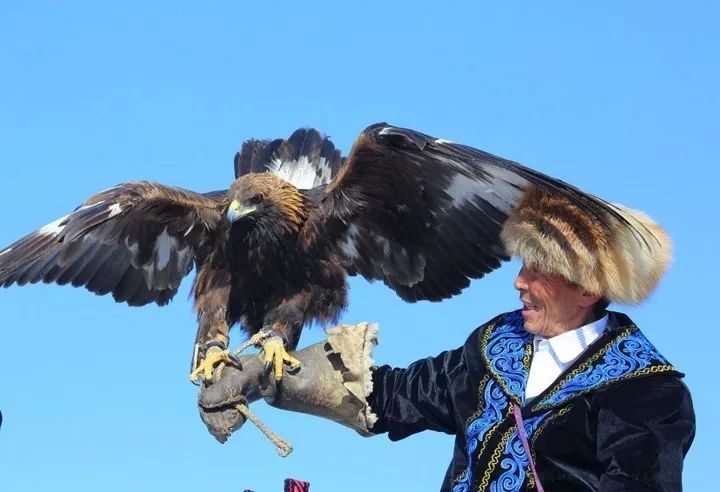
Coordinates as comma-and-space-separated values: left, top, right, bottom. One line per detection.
500, 186, 672, 304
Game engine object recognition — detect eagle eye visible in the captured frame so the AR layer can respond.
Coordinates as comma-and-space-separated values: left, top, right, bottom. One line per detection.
249, 194, 264, 205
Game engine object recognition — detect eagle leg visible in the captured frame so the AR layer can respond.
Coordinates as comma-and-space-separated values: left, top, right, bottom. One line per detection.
190, 346, 236, 383
257, 328, 301, 382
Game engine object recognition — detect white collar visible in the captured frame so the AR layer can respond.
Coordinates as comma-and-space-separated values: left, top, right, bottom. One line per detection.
533, 314, 609, 364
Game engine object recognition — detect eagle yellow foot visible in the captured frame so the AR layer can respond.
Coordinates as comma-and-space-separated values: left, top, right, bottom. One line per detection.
190, 346, 236, 383
261, 336, 301, 381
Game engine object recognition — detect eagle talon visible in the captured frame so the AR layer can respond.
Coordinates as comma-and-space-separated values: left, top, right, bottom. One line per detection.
190, 346, 236, 383
260, 335, 302, 382
262, 360, 274, 388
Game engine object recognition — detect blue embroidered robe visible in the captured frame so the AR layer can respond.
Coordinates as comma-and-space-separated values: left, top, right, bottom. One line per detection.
368, 310, 695, 491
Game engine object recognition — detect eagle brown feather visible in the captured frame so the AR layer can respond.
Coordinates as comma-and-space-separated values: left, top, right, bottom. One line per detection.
0, 124, 670, 374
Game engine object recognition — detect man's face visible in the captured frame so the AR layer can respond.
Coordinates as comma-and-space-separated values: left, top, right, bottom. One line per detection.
514, 265, 601, 337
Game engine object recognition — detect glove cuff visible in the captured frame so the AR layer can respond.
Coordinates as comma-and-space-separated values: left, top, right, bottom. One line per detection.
325, 321, 379, 431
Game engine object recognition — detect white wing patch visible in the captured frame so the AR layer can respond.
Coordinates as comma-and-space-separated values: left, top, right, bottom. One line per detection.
437, 153, 527, 214
38, 201, 109, 237
339, 224, 360, 261
266, 156, 331, 189
107, 203, 123, 218
482, 166, 527, 212
153, 228, 175, 270
0, 247, 11, 256
315, 157, 332, 186
39, 214, 70, 237
138, 227, 193, 289
446, 173, 477, 207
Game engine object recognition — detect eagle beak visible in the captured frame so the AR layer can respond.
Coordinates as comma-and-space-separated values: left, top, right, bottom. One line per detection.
227, 200, 256, 224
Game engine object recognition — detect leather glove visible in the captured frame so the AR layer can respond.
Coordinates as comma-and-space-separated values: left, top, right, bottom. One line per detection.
198, 322, 379, 443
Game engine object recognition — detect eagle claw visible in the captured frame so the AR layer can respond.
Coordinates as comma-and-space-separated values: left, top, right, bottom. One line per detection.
190, 346, 237, 383
260, 335, 301, 382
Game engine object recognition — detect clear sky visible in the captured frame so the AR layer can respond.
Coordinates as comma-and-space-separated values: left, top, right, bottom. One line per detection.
0, 2, 716, 491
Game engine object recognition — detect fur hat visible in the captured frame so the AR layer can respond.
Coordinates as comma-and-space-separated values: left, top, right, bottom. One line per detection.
500, 186, 672, 304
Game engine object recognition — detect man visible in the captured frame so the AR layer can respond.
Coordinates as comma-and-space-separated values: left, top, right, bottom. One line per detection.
367, 267, 694, 491
199, 191, 695, 491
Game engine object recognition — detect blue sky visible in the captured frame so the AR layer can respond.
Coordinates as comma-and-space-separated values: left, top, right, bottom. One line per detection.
0, 2, 716, 490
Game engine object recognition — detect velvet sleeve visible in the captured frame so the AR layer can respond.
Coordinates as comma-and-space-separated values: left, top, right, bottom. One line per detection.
367, 328, 483, 441
595, 375, 695, 491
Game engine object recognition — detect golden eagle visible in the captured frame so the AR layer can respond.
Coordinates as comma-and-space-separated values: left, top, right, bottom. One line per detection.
0, 123, 634, 381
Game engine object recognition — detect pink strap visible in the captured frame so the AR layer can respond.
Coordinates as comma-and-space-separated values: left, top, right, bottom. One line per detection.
512, 403, 544, 492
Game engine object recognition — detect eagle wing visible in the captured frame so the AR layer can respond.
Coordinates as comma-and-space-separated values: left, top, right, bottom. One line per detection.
321, 123, 624, 302
0, 182, 226, 306
235, 128, 345, 188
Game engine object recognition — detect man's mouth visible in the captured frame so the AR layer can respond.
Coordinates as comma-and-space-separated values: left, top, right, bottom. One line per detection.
521, 298, 539, 311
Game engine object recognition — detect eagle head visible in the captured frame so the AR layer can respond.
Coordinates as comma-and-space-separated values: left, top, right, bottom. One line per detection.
227, 173, 309, 235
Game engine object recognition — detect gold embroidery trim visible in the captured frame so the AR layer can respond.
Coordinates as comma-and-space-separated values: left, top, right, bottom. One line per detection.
465, 374, 491, 425
522, 340, 533, 375
452, 375, 513, 487
469, 379, 511, 485
452, 374, 492, 486
479, 413, 515, 492
539, 326, 633, 402
476, 406, 573, 492
527, 468, 536, 490
453, 470, 467, 486
474, 411, 507, 477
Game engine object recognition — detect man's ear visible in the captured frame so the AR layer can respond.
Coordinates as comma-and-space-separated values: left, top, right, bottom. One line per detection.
578, 290, 603, 308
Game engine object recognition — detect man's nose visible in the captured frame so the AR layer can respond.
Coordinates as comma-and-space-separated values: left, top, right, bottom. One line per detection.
514, 266, 528, 291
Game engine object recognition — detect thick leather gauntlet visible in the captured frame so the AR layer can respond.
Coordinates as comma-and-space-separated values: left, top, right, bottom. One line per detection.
198, 322, 379, 443
198, 355, 265, 442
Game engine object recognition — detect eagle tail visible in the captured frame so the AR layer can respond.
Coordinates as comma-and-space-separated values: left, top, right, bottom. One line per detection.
234, 128, 344, 189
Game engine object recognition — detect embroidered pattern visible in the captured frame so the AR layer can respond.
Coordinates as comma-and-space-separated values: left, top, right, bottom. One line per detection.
455, 312, 531, 492
482, 311, 532, 403
489, 411, 551, 492
479, 412, 516, 491
456, 312, 675, 491
453, 379, 509, 492
533, 328, 675, 410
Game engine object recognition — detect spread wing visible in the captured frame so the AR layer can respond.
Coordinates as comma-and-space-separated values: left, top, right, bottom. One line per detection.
322, 123, 625, 302
234, 128, 345, 189
0, 182, 226, 306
